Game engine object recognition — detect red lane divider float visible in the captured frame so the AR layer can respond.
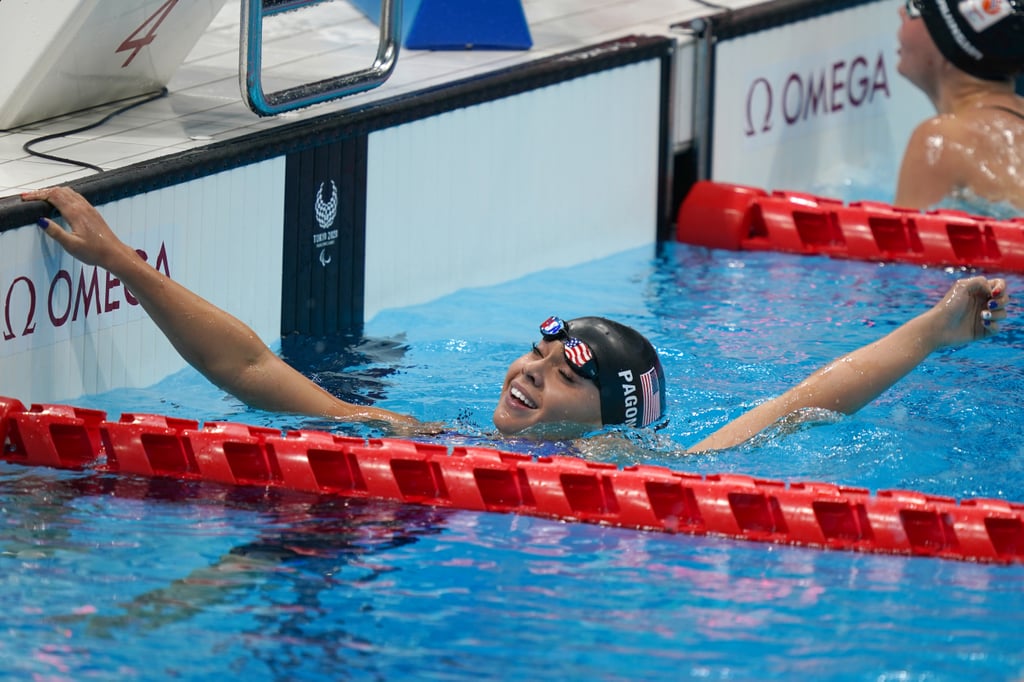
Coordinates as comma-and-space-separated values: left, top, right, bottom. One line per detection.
3, 394, 1024, 563
676, 180, 1024, 270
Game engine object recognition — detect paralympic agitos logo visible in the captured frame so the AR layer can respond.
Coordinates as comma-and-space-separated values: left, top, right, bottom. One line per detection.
742, 49, 892, 137
313, 180, 339, 268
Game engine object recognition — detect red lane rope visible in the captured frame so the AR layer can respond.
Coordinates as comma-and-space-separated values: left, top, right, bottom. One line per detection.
2, 395, 1023, 563
676, 180, 1024, 271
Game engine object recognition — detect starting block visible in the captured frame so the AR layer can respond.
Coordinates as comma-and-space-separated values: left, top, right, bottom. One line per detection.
350, 0, 532, 50
0, 0, 227, 128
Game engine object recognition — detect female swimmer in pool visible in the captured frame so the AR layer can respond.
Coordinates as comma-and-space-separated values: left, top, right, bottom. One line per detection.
21, 186, 1010, 451
895, 0, 1024, 211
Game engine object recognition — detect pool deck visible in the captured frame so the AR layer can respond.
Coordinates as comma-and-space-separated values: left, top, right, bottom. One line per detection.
0, 0, 759, 198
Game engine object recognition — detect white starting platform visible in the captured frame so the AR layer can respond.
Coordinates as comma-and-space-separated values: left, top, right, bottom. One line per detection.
0, 0, 228, 129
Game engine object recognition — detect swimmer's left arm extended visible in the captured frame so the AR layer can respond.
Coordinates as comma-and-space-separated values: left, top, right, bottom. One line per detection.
688, 276, 1008, 452
22, 187, 430, 434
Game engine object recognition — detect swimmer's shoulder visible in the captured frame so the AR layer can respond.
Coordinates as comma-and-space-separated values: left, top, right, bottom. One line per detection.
902, 114, 968, 170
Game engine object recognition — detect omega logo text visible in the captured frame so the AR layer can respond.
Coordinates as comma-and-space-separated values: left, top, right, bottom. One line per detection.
744, 50, 891, 137
2, 244, 170, 342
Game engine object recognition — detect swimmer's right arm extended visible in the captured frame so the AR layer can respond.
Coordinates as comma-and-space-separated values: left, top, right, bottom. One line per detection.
22, 187, 424, 431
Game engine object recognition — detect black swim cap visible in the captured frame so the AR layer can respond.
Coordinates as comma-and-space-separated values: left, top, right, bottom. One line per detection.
539, 316, 666, 428
917, 0, 1024, 81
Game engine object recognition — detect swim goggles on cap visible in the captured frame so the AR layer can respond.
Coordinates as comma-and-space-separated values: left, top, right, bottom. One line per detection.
539, 316, 600, 382
904, 0, 922, 18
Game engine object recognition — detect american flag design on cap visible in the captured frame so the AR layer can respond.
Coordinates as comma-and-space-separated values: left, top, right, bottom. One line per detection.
563, 337, 593, 370
536, 315, 666, 427
640, 366, 661, 427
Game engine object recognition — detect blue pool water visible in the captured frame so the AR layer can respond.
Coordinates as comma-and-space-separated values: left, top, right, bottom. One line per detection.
5, 242, 1024, 680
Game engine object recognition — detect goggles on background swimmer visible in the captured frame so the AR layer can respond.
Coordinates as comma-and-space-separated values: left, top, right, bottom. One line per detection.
539, 316, 600, 382
905, 0, 922, 18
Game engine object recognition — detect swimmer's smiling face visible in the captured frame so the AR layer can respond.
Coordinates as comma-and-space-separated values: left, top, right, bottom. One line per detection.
492, 337, 602, 435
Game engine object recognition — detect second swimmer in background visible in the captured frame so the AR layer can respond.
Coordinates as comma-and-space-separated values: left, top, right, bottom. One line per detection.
895, 0, 1024, 213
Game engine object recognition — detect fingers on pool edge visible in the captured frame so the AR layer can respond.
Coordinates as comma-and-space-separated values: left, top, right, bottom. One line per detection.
36, 217, 57, 234
35, 217, 69, 247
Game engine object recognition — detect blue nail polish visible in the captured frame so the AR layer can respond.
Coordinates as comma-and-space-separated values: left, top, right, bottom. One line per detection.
36, 217, 48, 229
983, 319, 991, 327
988, 299, 999, 309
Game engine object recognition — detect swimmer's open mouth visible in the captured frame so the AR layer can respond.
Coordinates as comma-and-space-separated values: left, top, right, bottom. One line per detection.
510, 385, 537, 409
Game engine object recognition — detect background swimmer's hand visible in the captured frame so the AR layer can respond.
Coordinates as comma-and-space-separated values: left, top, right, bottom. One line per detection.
928, 276, 1008, 347
21, 187, 133, 270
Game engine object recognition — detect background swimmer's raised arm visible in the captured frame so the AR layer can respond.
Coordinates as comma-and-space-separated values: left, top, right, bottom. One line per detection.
23, 187, 424, 432
688, 276, 1008, 452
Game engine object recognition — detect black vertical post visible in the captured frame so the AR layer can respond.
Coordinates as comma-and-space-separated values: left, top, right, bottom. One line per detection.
281, 134, 368, 337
